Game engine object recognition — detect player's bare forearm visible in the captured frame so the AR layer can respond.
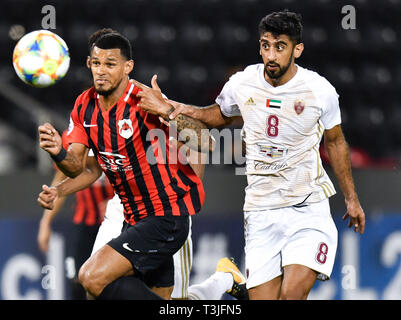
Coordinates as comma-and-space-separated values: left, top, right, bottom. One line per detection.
55, 143, 90, 178
169, 103, 238, 128
38, 156, 101, 210
324, 125, 365, 234
55, 157, 102, 197
324, 125, 357, 201
169, 112, 216, 152
38, 123, 87, 178
55, 152, 84, 178
133, 77, 216, 152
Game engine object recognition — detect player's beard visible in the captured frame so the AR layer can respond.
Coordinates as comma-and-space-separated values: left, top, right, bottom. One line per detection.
94, 78, 123, 97
264, 51, 294, 80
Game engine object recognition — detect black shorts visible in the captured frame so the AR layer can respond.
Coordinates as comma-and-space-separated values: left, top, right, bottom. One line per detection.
107, 215, 189, 288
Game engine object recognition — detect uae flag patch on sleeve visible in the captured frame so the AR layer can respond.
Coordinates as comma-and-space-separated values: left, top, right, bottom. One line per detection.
266, 98, 281, 109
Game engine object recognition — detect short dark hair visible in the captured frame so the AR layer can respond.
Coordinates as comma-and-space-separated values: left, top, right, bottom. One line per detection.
258, 10, 303, 44
91, 32, 132, 60
88, 28, 118, 52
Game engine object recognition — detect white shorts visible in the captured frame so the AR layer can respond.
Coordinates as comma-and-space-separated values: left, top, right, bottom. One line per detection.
91, 194, 125, 255
244, 198, 338, 289
91, 194, 193, 299
171, 219, 192, 299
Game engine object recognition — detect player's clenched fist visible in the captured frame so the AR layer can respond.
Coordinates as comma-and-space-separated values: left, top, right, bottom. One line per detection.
37, 184, 58, 210
38, 122, 62, 156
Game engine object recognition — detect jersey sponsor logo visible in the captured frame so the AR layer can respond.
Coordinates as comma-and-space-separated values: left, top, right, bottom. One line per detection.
294, 99, 305, 115
118, 119, 133, 139
266, 98, 281, 109
83, 121, 97, 127
257, 143, 287, 158
253, 160, 287, 171
98, 151, 133, 172
244, 97, 256, 106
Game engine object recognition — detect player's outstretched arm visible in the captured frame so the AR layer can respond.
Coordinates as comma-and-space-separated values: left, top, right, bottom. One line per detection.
324, 125, 365, 234
38, 123, 88, 178
37, 156, 103, 211
133, 76, 218, 152
167, 101, 241, 129
54, 156, 103, 197
132, 76, 239, 128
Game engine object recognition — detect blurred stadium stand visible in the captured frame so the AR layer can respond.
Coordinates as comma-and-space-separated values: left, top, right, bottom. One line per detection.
0, 0, 400, 172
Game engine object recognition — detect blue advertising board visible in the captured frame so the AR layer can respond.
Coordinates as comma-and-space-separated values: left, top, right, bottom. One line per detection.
0, 213, 401, 300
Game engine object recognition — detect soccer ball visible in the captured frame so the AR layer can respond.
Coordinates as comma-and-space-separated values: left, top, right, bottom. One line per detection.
12, 30, 70, 88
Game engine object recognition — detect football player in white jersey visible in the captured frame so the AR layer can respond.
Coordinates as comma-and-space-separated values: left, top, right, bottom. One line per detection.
133, 10, 365, 300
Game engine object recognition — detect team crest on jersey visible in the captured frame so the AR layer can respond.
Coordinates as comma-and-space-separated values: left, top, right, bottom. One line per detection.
118, 119, 133, 139
294, 99, 305, 115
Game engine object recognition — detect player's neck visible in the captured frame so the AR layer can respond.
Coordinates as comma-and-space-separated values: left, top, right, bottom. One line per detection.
98, 78, 129, 111
265, 63, 298, 87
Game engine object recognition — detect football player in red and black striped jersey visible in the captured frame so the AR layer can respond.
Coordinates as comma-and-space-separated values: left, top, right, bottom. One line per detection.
38, 31, 213, 299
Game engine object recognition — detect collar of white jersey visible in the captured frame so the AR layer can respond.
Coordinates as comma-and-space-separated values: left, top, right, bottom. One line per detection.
259, 63, 302, 91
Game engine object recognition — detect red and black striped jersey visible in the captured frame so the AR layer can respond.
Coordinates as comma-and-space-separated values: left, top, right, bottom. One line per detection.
61, 131, 114, 226
72, 174, 114, 226
66, 82, 205, 226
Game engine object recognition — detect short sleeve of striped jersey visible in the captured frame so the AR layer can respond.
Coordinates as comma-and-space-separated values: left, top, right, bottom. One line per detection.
66, 95, 89, 147
215, 77, 241, 117
319, 88, 342, 130
61, 130, 70, 150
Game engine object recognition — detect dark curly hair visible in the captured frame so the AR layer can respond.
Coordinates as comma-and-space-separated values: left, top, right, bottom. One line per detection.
258, 10, 303, 44
88, 28, 118, 52
88, 30, 132, 61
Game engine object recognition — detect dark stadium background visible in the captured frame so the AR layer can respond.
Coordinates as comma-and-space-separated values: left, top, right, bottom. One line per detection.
0, 0, 400, 300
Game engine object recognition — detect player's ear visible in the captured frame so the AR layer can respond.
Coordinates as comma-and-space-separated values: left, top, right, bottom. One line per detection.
293, 42, 304, 59
125, 59, 134, 75
86, 56, 91, 69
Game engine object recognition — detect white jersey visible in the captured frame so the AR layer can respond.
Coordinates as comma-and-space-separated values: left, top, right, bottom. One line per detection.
216, 64, 341, 211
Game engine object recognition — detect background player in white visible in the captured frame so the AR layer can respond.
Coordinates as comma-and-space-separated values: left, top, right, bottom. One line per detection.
132, 10, 365, 300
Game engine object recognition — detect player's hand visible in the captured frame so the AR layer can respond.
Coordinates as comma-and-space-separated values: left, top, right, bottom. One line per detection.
37, 184, 58, 210
158, 116, 170, 127
165, 99, 189, 120
133, 75, 172, 117
38, 123, 62, 156
129, 78, 147, 88
37, 216, 52, 253
342, 198, 365, 234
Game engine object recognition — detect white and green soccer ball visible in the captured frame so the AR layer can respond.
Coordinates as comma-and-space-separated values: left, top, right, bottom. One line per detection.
12, 30, 70, 88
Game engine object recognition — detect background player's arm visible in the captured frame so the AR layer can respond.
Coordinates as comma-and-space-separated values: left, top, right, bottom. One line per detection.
324, 125, 365, 234
38, 123, 89, 178
37, 169, 68, 253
